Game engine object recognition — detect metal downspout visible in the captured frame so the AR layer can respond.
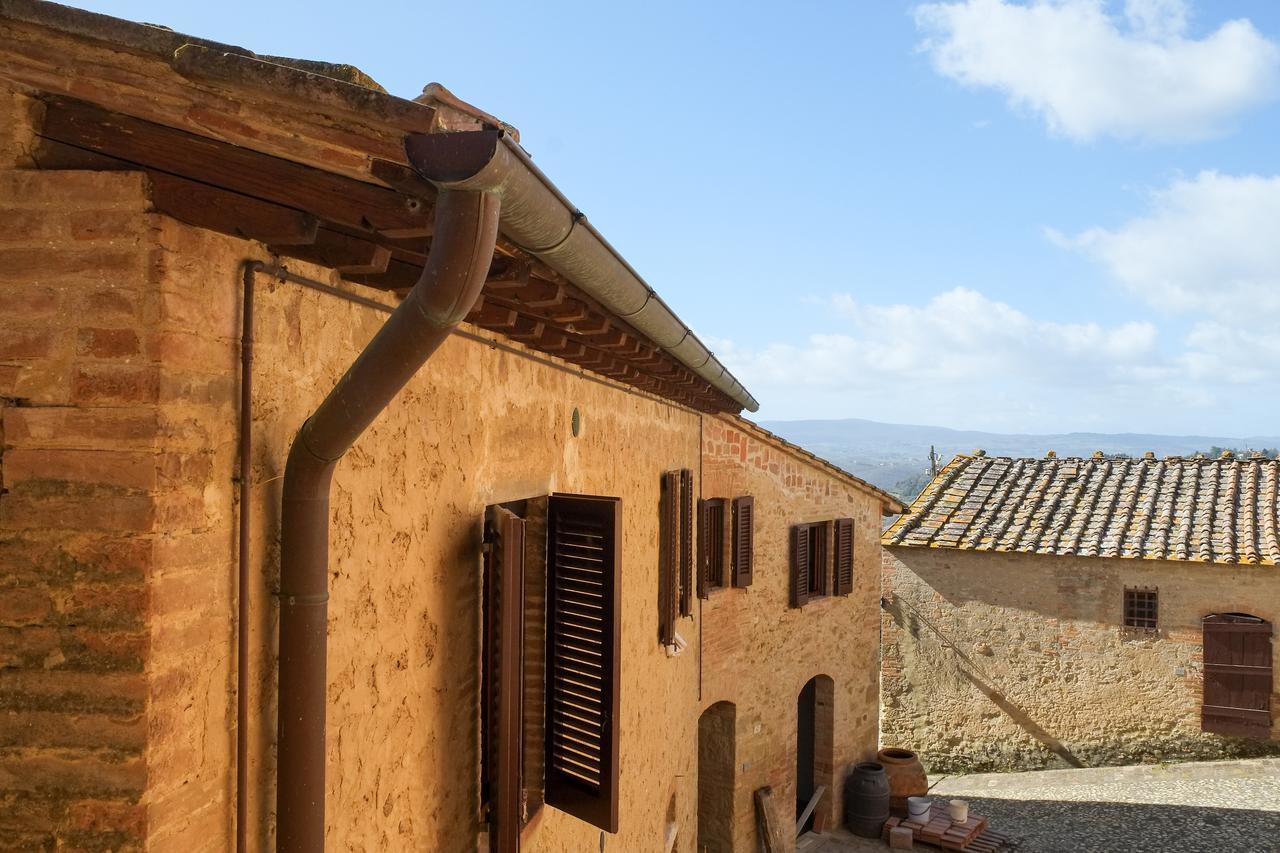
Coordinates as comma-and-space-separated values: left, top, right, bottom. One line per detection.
275, 186, 500, 852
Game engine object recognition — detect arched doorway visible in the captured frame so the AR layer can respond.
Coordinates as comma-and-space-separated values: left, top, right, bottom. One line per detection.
796, 675, 834, 834
1202, 613, 1273, 738
698, 702, 736, 853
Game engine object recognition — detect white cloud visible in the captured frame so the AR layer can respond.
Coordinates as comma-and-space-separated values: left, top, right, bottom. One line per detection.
914, 0, 1280, 142
1051, 171, 1280, 318
709, 288, 1197, 431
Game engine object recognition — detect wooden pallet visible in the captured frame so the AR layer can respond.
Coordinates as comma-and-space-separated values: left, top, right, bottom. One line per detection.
883, 803, 1012, 851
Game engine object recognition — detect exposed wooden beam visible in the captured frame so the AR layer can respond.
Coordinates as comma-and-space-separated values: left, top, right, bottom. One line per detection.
38, 96, 427, 233
272, 228, 391, 274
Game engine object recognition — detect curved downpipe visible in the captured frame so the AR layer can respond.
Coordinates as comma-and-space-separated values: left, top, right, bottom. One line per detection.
275, 187, 500, 852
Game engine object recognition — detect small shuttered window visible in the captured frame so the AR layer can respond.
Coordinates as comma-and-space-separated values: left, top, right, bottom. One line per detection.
697, 498, 727, 597
731, 496, 754, 588
790, 521, 831, 607
658, 471, 680, 645
833, 518, 854, 596
482, 505, 527, 853
545, 494, 621, 833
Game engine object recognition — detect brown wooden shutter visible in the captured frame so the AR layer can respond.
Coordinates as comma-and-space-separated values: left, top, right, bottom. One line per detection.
1202, 614, 1273, 739
482, 506, 526, 853
658, 471, 679, 645
731, 496, 754, 588
698, 498, 726, 597
834, 517, 854, 596
790, 524, 810, 608
545, 494, 621, 833
678, 469, 693, 617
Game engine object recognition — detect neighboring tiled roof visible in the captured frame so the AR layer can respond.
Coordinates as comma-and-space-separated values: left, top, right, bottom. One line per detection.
882, 452, 1280, 565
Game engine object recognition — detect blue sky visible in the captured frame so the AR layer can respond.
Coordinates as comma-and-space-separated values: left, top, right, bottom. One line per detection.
79, 0, 1280, 435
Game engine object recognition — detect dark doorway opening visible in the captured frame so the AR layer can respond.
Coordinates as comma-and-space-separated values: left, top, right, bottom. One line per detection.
796, 675, 835, 834
698, 702, 736, 853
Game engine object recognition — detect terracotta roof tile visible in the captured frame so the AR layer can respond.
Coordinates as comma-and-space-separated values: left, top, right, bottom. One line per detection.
883, 453, 1280, 566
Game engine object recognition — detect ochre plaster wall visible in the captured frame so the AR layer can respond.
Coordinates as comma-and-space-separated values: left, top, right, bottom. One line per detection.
699, 419, 885, 853
882, 547, 1280, 773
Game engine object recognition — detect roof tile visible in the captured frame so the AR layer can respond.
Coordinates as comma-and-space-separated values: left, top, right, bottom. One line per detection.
883, 454, 1280, 566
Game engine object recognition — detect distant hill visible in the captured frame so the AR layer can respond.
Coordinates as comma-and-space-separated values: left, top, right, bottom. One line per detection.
758, 417, 1280, 501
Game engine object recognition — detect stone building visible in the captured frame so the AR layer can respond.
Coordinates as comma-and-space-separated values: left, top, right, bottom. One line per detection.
0, 2, 901, 851
881, 450, 1280, 773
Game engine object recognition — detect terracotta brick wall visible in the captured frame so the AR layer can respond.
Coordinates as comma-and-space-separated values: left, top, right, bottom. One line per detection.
0, 160, 241, 850
699, 418, 886, 852
1, 167, 156, 850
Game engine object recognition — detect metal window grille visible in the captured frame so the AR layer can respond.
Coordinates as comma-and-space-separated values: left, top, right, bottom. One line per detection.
1124, 587, 1158, 630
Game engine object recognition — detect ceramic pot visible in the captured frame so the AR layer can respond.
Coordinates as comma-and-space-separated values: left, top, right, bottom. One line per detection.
843, 762, 890, 839
877, 747, 929, 815
949, 799, 969, 824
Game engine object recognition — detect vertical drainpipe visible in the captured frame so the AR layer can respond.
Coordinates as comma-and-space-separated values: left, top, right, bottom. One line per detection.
275, 181, 500, 851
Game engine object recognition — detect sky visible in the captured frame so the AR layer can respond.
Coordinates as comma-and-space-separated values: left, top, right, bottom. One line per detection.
76, 0, 1280, 436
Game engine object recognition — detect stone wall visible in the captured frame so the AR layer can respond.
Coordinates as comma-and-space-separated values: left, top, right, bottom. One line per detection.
700, 418, 885, 851
882, 546, 1280, 773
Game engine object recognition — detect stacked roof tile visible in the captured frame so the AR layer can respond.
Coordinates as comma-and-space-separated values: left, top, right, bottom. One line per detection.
883, 453, 1280, 565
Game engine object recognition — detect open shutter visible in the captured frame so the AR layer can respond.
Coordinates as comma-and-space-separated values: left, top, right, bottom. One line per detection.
731, 496, 754, 588
834, 518, 854, 596
482, 506, 526, 853
790, 524, 810, 608
658, 471, 679, 645
545, 494, 621, 833
1202, 614, 1273, 739
698, 498, 725, 597
679, 470, 693, 617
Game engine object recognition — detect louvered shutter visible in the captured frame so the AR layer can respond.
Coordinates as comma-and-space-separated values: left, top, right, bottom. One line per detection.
679, 470, 693, 617
1202, 614, 1272, 739
790, 524, 810, 608
731, 496, 754, 588
658, 471, 679, 645
545, 494, 621, 833
482, 506, 526, 853
834, 518, 854, 596
697, 498, 726, 597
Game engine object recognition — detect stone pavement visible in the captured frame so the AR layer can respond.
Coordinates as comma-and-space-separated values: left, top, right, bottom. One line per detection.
798, 757, 1280, 853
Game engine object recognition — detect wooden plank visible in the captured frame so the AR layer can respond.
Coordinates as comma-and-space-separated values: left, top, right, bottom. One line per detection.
794, 785, 825, 837
753, 787, 787, 853
38, 96, 427, 233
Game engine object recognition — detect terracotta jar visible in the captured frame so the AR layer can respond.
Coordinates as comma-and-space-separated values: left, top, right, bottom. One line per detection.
876, 747, 928, 815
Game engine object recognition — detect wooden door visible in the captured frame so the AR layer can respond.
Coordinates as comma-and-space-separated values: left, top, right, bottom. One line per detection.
1202, 614, 1273, 739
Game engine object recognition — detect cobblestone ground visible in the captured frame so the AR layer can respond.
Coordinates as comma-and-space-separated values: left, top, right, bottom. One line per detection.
802, 758, 1280, 853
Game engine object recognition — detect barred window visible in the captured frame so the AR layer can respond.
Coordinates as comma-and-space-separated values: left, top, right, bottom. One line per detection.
1124, 587, 1158, 630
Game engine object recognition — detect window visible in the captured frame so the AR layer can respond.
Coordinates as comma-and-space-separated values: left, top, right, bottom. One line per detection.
1124, 587, 1158, 630
482, 494, 622, 842
731, 496, 754, 588
659, 471, 679, 645
790, 521, 832, 607
678, 470, 694, 617
659, 469, 696, 643
545, 494, 621, 833
833, 518, 854, 596
698, 498, 727, 597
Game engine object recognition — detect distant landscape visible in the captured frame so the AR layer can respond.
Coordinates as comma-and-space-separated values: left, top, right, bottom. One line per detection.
759, 417, 1280, 503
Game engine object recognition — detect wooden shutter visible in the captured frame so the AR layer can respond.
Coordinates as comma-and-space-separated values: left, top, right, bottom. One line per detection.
698, 498, 726, 597
731, 496, 754, 588
834, 518, 854, 596
658, 471, 679, 645
790, 524, 810, 608
1202, 614, 1273, 739
678, 470, 693, 617
545, 494, 621, 833
482, 506, 526, 853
